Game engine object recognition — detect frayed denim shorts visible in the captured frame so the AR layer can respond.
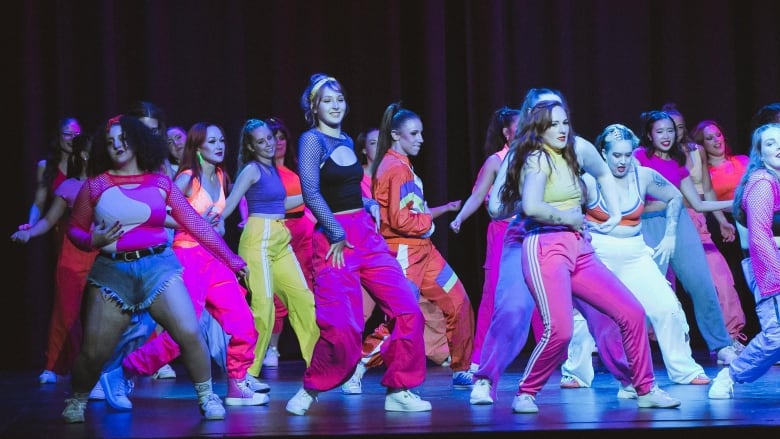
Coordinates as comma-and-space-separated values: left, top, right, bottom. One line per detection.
87, 246, 183, 312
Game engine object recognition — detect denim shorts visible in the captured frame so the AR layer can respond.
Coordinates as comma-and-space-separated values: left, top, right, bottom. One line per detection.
87, 247, 183, 312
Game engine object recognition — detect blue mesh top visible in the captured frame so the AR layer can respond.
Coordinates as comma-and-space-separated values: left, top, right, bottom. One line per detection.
298, 128, 365, 243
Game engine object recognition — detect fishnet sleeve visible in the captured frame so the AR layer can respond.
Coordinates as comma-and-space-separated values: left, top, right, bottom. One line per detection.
744, 173, 780, 297
67, 179, 96, 251
166, 178, 246, 272
298, 130, 346, 243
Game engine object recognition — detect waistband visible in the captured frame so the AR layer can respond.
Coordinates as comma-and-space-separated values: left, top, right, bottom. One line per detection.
285, 211, 304, 219
100, 244, 168, 262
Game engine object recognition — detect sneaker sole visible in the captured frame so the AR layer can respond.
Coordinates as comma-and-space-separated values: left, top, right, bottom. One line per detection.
63, 415, 84, 424
384, 403, 432, 412
637, 401, 681, 408
285, 405, 308, 415
469, 397, 493, 405
341, 388, 362, 395
708, 392, 733, 399
152, 373, 177, 380
225, 395, 270, 406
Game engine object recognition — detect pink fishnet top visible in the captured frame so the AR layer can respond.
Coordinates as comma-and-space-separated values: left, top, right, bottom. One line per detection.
68, 172, 245, 272
743, 169, 780, 298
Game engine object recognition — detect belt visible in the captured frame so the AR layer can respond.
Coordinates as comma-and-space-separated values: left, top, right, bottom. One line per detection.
101, 244, 168, 262
284, 211, 304, 219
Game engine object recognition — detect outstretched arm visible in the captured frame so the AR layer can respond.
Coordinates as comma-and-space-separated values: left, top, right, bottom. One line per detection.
11, 196, 68, 243
451, 154, 501, 233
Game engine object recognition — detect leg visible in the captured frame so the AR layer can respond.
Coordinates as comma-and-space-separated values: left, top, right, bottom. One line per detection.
475, 222, 535, 387
148, 278, 211, 384
273, 227, 319, 367
238, 218, 277, 377
71, 286, 133, 395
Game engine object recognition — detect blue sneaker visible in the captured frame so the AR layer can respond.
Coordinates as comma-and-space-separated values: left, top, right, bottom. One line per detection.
452, 370, 474, 389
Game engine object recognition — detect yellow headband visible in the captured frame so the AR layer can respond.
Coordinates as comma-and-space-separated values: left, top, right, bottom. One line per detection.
309, 77, 336, 102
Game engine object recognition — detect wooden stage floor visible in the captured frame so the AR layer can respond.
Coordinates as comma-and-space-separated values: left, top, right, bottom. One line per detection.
3, 349, 780, 438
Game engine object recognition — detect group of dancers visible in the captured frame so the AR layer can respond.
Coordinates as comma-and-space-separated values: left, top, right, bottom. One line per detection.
13, 74, 780, 422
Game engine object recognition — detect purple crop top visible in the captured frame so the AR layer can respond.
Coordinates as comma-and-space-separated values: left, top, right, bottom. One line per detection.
244, 162, 286, 215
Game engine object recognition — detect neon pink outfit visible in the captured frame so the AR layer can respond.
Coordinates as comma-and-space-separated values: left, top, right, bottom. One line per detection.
298, 128, 426, 391
517, 148, 654, 397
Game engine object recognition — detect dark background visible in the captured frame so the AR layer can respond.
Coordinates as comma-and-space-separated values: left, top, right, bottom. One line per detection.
5, 0, 779, 370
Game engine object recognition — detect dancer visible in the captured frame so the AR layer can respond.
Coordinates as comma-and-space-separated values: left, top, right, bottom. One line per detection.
61, 115, 246, 423
633, 110, 742, 364
371, 102, 475, 387
450, 106, 522, 368
285, 73, 430, 415
357, 127, 380, 200
164, 125, 187, 178
13, 133, 96, 384
220, 118, 319, 381
663, 104, 746, 345
559, 123, 710, 388
515, 101, 679, 413
469, 88, 588, 407
26, 117, 81, 227
115, 122, 267, 407
709, 122, 780, 399
471, 96, 680, 413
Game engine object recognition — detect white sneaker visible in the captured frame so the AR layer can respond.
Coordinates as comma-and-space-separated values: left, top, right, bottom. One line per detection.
617, 384, 638, 399
199, 393, 226, 420
263, 346, 280, 368
636, 386, 681, 408
385, 389, 432, 412
469, 379, 493, 405
511, 393, 538, 413
152, 364, 177, 380
100, 367, 134, 411
286, 387, 316, 415
245, 374, 271, 393
341, 375, 362, 394
717, 345, 739, 366
89, 381, 106, 400
708, 368, 735, 399
39, 370, 57, 384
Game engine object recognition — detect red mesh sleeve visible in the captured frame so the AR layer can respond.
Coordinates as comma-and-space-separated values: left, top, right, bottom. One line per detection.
67, 178, 97, 251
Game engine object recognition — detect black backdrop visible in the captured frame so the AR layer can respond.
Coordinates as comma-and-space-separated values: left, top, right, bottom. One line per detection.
5, 0, 780, 370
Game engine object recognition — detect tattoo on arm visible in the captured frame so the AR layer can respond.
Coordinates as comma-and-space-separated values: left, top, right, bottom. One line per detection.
652, 173, 670, 188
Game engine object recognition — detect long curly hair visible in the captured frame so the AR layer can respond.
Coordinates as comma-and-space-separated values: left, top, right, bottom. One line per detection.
88, 115, 168, 176
501, 100, 579, 209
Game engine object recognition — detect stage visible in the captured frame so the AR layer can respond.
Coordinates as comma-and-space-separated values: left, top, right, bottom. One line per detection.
3, 349, 780, 438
